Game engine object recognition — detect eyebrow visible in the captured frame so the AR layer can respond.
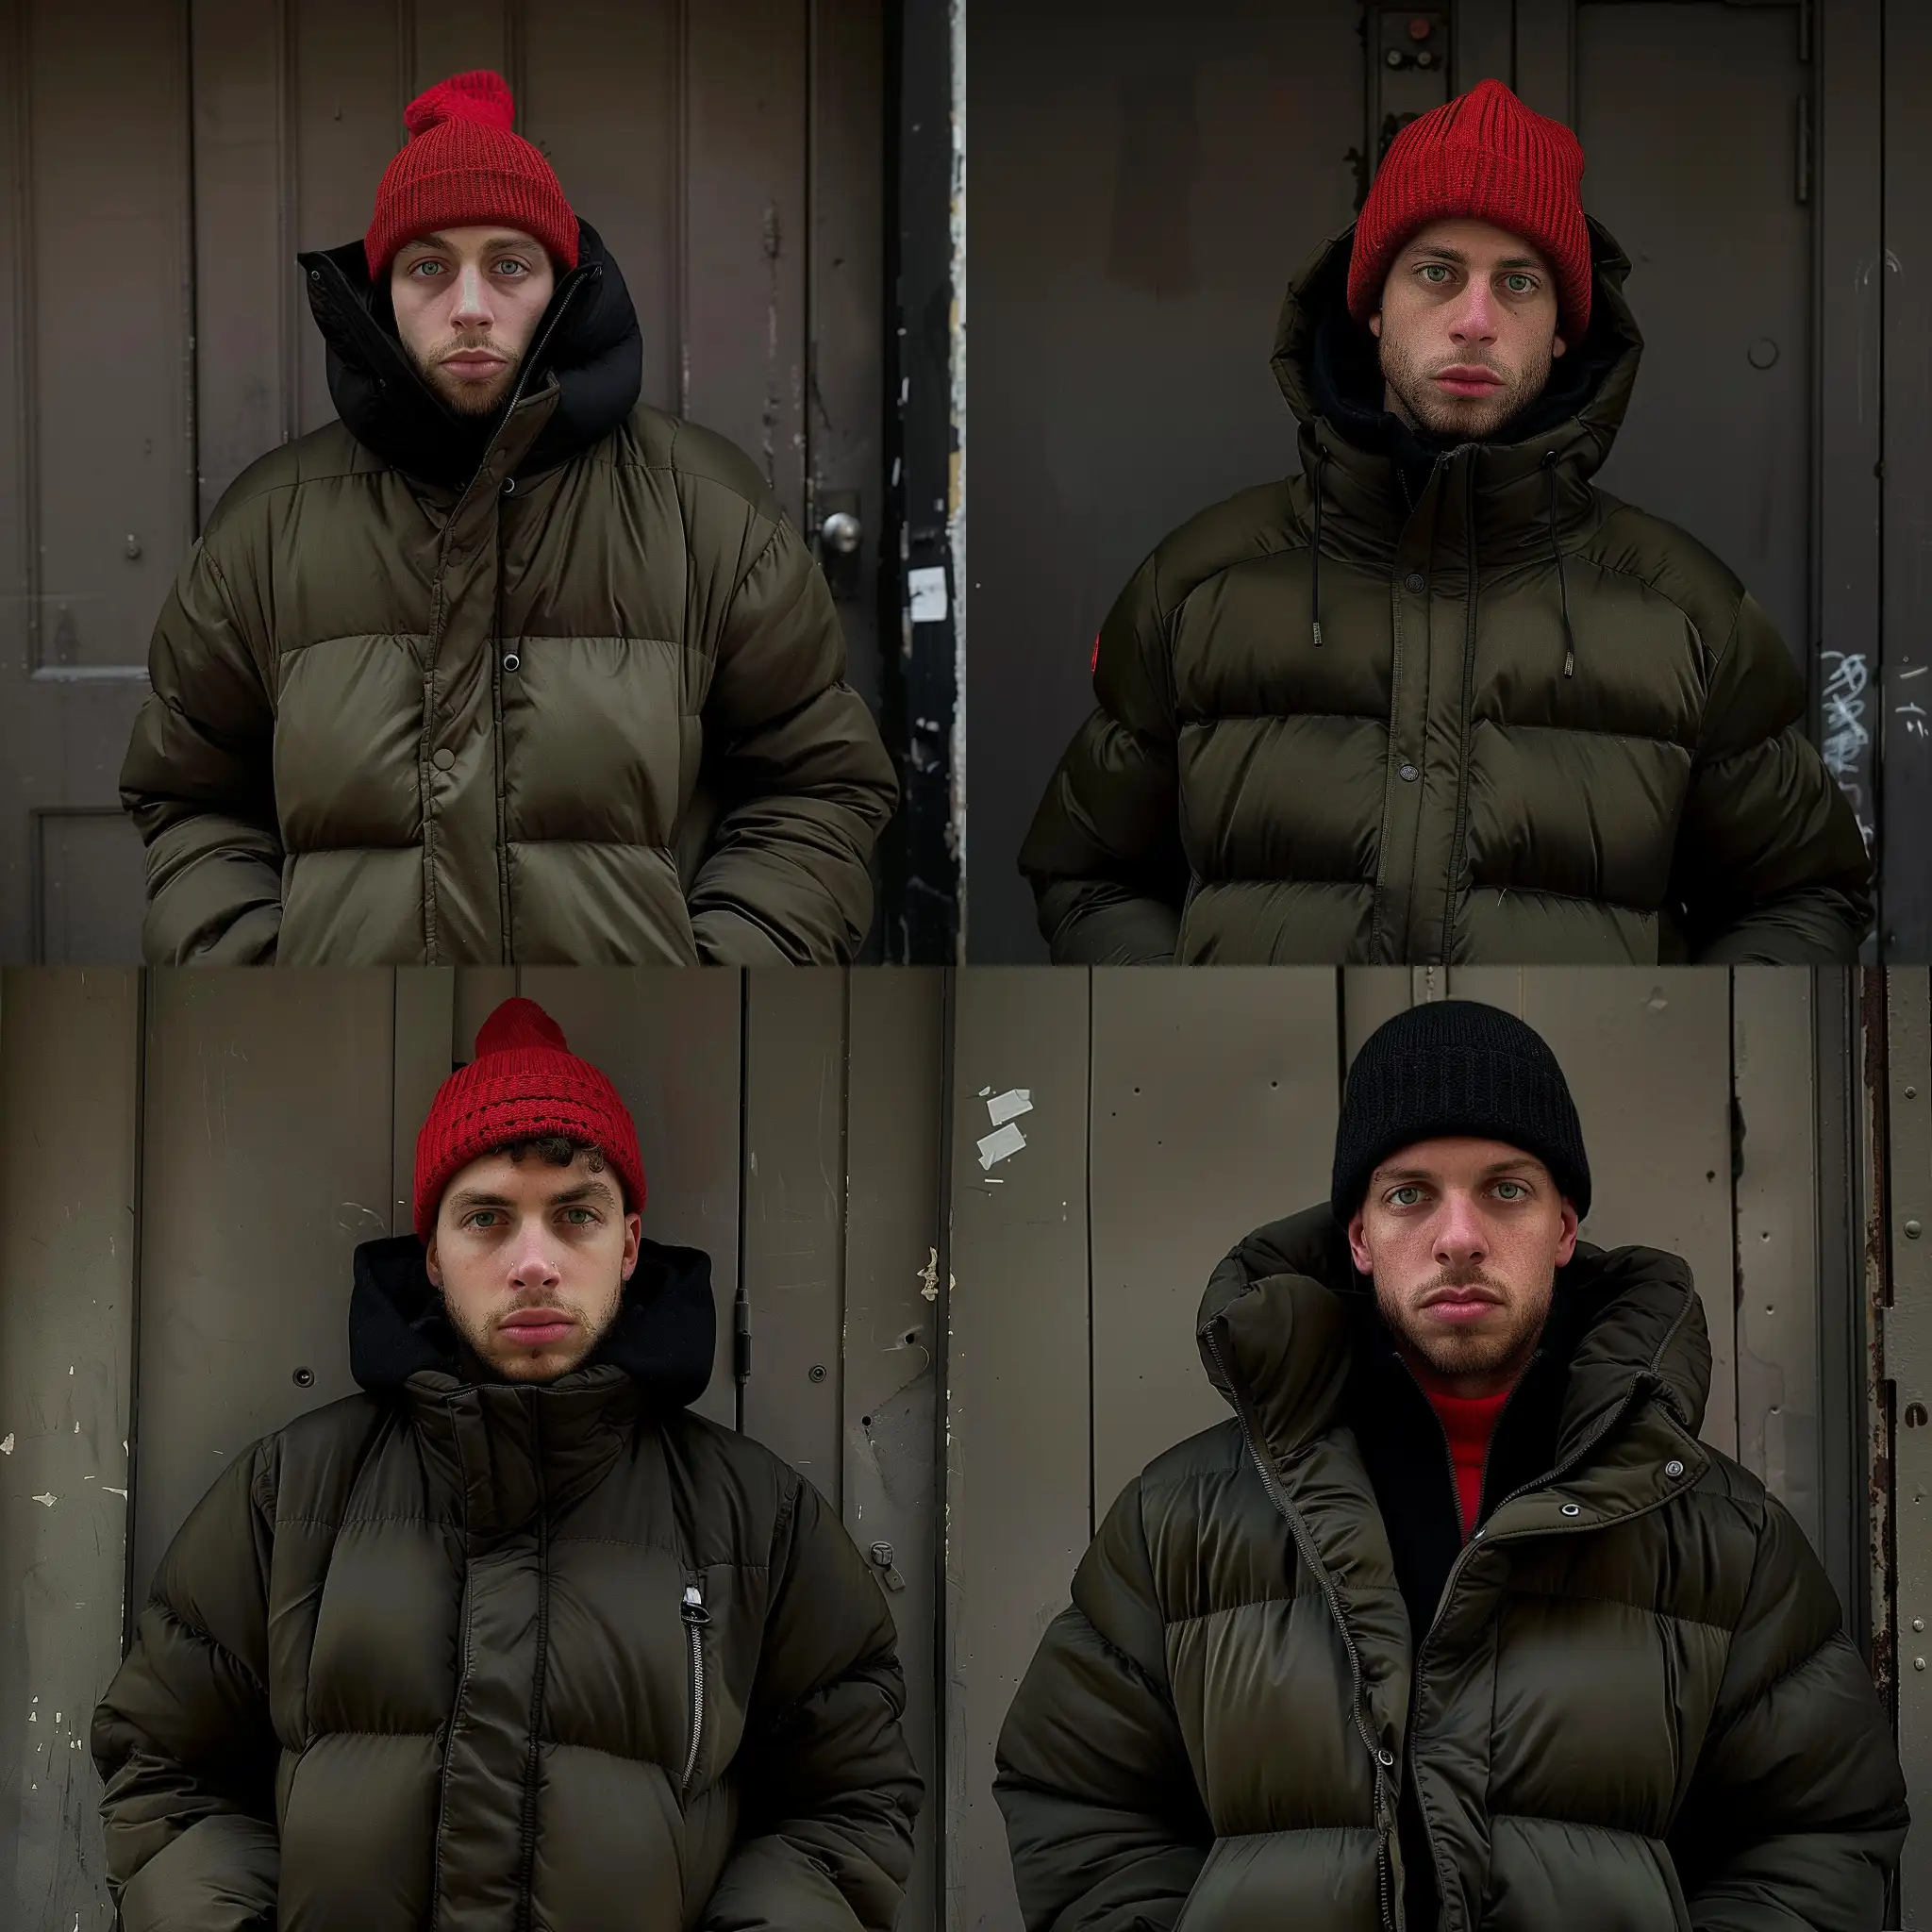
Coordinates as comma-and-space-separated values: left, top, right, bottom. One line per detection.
1370, 1159, 1544, 1186
1408, 245, 1545, 273
399, 233, 540, 257
447, 1178, 620, 1212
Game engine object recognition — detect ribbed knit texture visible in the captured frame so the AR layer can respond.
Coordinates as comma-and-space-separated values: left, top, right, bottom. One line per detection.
1425, 1386, 1513, 1540
413, 997, 645, 1239
1330, 999, 1591, 1222
365, 70, 579, 279
1347, 78, 1591, 337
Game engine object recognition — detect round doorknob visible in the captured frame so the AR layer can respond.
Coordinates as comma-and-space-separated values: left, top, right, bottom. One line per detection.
821, 509, 863, 556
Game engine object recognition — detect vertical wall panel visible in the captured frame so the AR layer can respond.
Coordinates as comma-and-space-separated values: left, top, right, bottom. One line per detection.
130, 971, 395, 1604
945, 968, 1091, 1932
408, 0, 514, 92
740, 969, 846, 1496
1453, 967, 1740, 1457
519, 968, 743, 1430
521, 0, 682, 414
685, 0, 810, 527
1087, 968, 1340, 1523
0, 970, 139, 1932
843, 968, 944, 1932
1734, 969, 1824, 1549
390, 967, 456, 1235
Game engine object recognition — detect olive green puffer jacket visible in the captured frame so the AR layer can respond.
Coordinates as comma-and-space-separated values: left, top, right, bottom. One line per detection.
995, 1208, 1906, 1931
92, 1236, 921, 1932
121, 226, 898, 966
1020, 222, 1871, 964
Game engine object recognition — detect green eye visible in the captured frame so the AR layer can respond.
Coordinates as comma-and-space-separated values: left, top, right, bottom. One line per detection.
1419, 263, 1451, 284
496, 258, 528, 276
465, 1208, 501, 1229
1503, 274, 1535, 294
1494, 1180, 1529, 1201
1389, 1184, 1424, 1208
563, 1207, 596, 1225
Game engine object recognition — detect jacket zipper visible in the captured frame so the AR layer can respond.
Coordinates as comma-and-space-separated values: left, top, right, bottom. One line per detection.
1204, 1325, 1399, 1928
680, 1581, 711, 1797
1441, 452, 1482, 960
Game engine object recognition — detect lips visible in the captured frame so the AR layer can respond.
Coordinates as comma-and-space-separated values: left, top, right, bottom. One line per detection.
500, 1312, 575, 1348
1434, 366, 1503, 398
1421, 1285, 1501, 1324
441, 352, 507, 378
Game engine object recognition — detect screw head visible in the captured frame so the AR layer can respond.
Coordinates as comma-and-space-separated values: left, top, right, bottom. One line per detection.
1915, 1618, 1926, 1633
808, 1364, 826, 1383
292, 1368, 315, 1388
1907, 1220, 1924, 1241
1917, 1657, 1927, 1673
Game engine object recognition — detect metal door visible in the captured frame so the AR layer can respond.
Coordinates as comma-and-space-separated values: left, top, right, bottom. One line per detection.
0, 0, 887, 964
965, 0, 1880, 963
0, 965, 943, 1932
942, 964, 1855, 1930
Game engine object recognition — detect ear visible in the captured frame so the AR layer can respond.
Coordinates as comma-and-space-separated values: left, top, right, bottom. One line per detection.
1554, 1199, 1581, 1267
1368, 311, 1383, 341
424, 1238, 443, 1289
1551, 330, 1568, 359
621, 1210, 641, 1282
1346, 1208, 1374, 1276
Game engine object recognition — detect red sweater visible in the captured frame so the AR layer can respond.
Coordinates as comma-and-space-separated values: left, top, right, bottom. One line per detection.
1424, 1387, 1513, 1540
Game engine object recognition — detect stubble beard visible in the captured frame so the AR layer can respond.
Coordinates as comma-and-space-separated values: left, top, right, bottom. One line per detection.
412, 337, 525, 419
443, 1285, 617, 1383
1379, 333, 1553, 441
1375, 1257, 1550, 1388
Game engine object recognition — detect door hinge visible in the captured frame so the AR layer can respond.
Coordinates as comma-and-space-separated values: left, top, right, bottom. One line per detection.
1795, 94, 1813, 205
734, 1290, 752, 1384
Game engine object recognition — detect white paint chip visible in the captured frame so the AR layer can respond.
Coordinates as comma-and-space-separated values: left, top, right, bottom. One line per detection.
986, 1088, 1033, 1127
977, 1123, 1028, 1171
918, 1248, 941, 1303
908, 566, 949, 624
30, 1493, 55, 1508
103, 1487, 127, 1500
0, 1434, 12, 1456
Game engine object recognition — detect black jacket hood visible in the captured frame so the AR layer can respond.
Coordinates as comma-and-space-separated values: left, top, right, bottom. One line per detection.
297, 218, 643, 491
1275, 214, 1643, 497
349, 1231, 717, 1410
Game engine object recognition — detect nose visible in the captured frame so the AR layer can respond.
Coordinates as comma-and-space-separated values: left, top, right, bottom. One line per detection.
507, 1232, 561, 1294
449, 261, 492, 329
1449, 279, 1499, 347
1433, 1190, 1490, 1268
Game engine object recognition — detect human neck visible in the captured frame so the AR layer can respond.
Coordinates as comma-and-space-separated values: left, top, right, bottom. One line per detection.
1395, 1335, 1537, 1404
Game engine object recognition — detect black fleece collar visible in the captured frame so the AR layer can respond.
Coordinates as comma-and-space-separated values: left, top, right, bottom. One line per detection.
348, 1231, 717, 1412
297, 217, 643, 491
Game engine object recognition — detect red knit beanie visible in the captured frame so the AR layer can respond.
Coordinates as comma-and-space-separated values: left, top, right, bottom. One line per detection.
413, 998, 645, 1241
365, 70, 579, 281
1347, 79, 1591, 340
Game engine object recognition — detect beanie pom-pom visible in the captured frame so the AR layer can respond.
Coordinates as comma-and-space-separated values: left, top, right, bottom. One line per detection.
405, 69, 516, 139
475, 996, 569, 1058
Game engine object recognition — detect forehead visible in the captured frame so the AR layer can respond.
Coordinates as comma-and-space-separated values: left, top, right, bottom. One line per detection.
442, 1146, 608, 1196
1399, 217, 1551, 272
1371, 1135, 1548, 1182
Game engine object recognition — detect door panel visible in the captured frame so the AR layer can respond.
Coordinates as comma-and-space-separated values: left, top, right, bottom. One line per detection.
1576, 2, 1811, 662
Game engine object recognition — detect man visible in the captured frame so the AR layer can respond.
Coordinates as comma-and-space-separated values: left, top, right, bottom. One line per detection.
122, 70, 897, 965
93, 996, 921, 1930
996, 1000, 1906, 1929
1021, 80, 1870, 965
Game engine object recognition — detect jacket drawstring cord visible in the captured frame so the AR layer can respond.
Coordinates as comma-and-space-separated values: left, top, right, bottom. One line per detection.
1542, 449, 1576, 678
1309, 447, 1328, 648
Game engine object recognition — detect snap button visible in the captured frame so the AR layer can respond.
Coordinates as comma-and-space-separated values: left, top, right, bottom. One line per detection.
1664, 1459, 1685, 1479
1404, 571, 1426, 593
1560, 1503, 1582, 1517
502, 477, 516, 496
1399, 763, 1420, 782
502, 652, 521, 673
1376, 1747, 1395, 1768
431, 748, 456, 772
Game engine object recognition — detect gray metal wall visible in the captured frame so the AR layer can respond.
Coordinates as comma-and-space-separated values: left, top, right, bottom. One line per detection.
942, 965, 1874, 1929
0, 967, 945, 1932
0, 0, 886, 965
965, 0, 1911, 961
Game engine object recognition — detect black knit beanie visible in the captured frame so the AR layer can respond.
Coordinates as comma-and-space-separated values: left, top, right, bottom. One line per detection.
1330, 1000, 1591, 1224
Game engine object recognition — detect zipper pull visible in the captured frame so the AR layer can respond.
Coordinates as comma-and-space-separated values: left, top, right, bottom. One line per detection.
681, 1583, 710, 1627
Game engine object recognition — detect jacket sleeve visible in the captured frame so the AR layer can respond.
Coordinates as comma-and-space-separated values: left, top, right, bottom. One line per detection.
1672, 592, 1872, 964
993, 1478, 1211, 1932
1017, 556, 1190, 965
91, 1447, 281, 1932
1670, 1492, 1907, 1930
690, 515, 899, 965
699, 1474, 922, 1932
120, 526, 284, 965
